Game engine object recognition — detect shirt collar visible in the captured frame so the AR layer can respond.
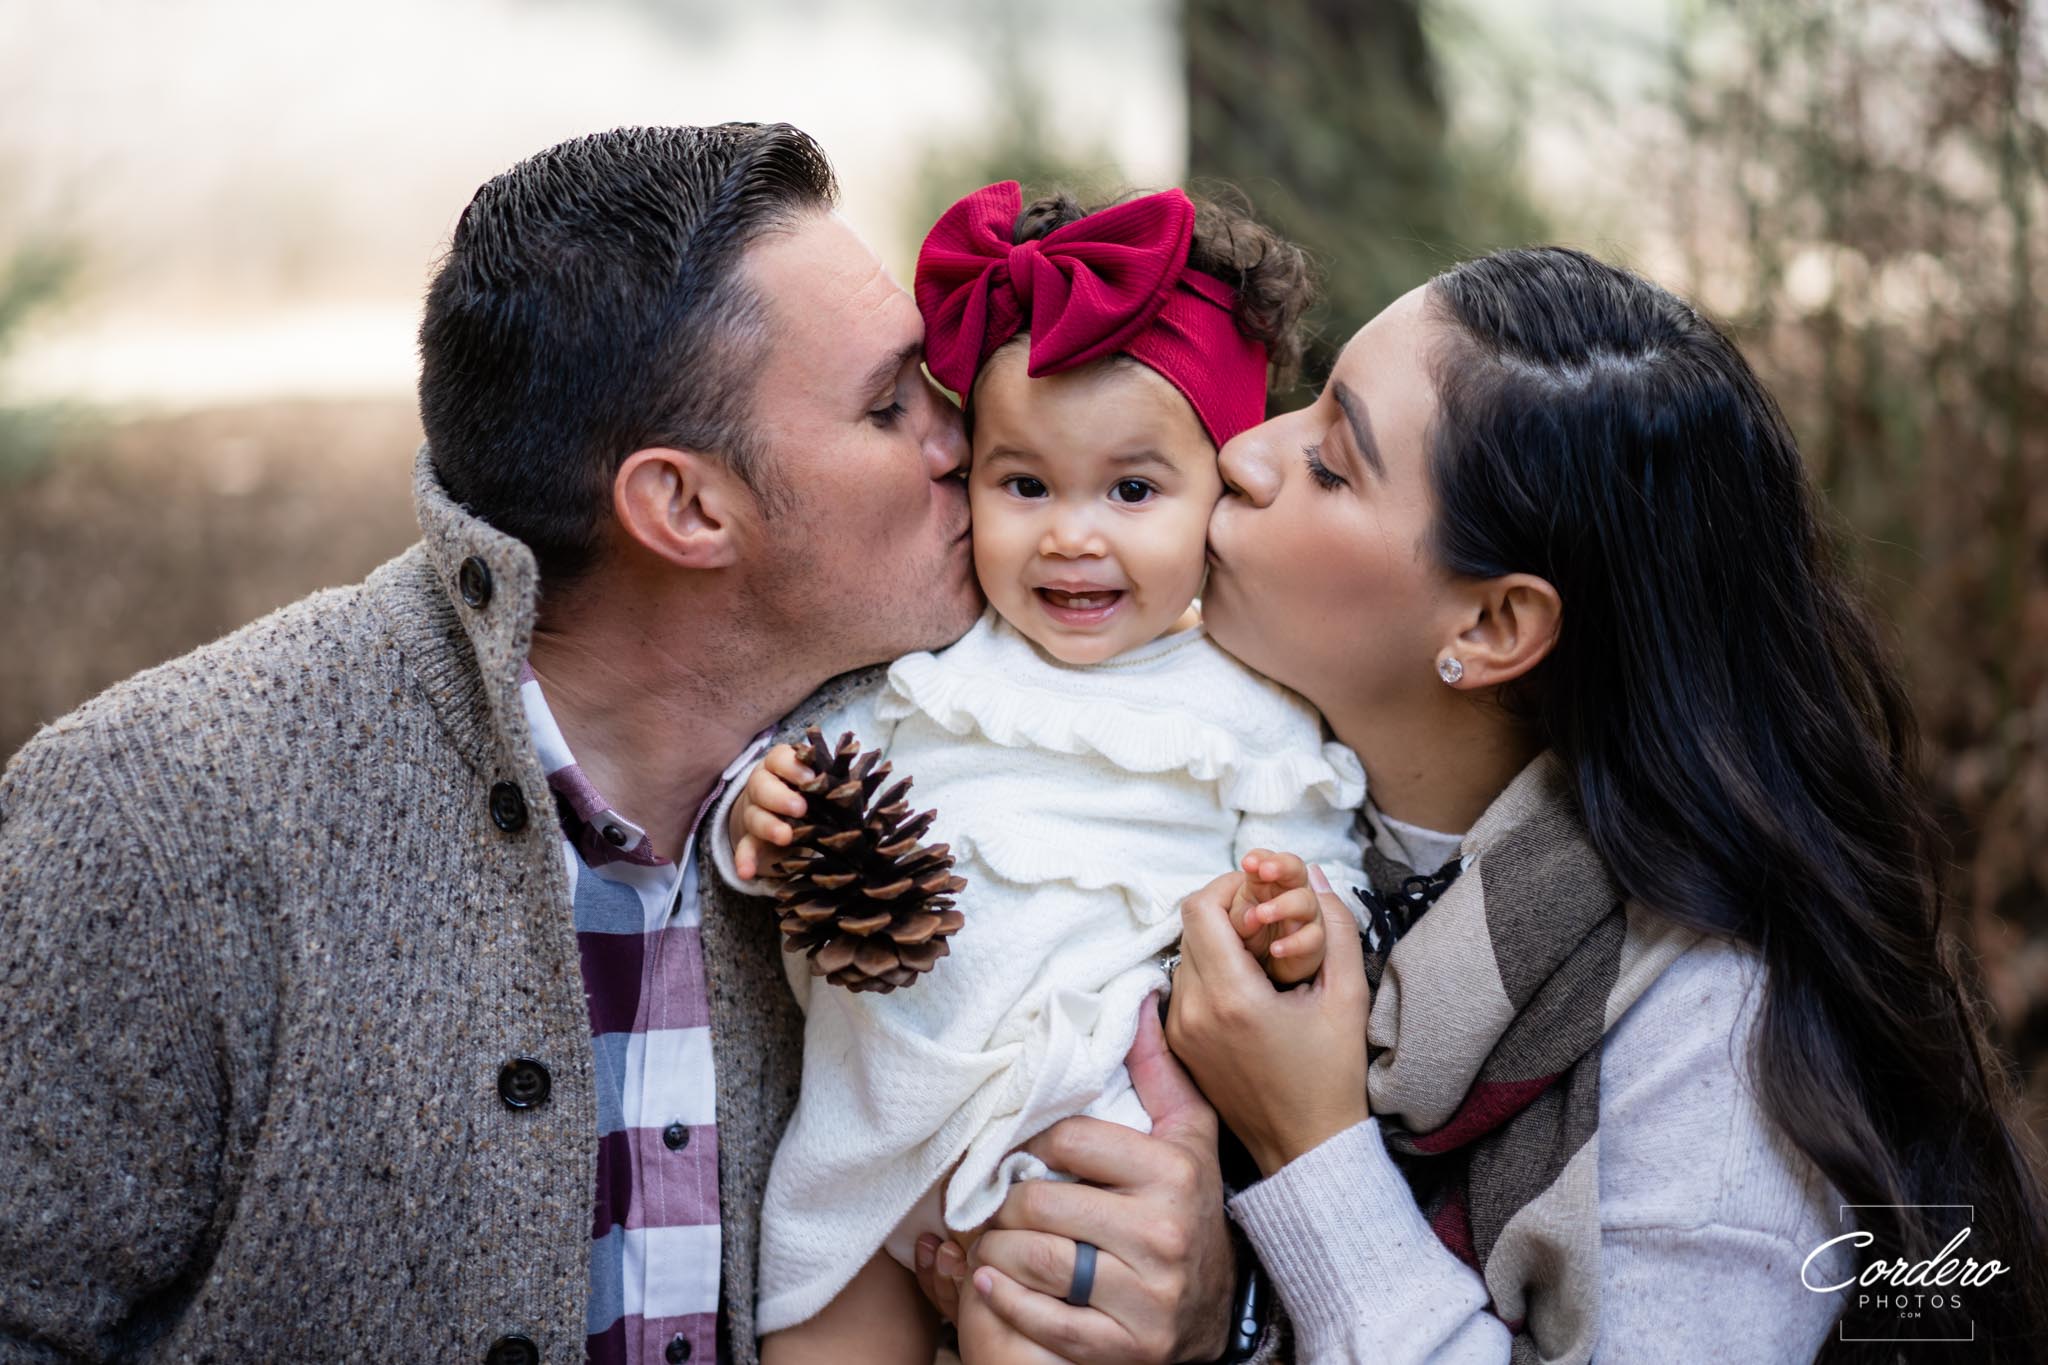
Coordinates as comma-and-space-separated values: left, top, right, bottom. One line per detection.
517, 659, 771, 870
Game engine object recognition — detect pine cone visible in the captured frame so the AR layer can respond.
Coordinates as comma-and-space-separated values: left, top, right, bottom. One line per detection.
767, 726, 967, 993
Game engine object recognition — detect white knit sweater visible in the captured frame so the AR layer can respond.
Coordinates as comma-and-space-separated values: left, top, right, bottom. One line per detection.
715, 609, 1366, 1334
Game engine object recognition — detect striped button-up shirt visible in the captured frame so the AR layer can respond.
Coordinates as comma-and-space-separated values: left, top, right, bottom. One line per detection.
518, 661, 769, 1365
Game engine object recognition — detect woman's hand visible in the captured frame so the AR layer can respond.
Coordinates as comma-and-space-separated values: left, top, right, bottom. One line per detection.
1167, 865, 1373, 1177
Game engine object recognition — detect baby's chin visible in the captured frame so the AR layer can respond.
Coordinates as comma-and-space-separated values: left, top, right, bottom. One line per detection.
1030, 631, 1138, 666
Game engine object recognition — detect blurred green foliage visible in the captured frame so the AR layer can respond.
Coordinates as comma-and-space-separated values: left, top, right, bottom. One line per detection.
0, 239, 80, 483
0, 241, 74, 349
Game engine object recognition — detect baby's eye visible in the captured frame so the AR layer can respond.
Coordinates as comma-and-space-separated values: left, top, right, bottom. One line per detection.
1004, 475, 1048, 499
1111, 479, 1155, 504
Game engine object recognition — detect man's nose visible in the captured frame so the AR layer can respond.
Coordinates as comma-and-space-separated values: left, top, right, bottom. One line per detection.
1217, 420, 1283, 508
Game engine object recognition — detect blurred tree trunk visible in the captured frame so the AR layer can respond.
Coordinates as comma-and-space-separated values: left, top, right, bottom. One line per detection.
1189, 0, 1444, 165
1185, 0, 1537, 401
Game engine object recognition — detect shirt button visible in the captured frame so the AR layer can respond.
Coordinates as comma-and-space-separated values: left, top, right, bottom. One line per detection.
497, 1057, 552, 1110
490, 781, 528, 833
458, 555, 494, 609
665, 1333, 693, 1362
602, 823, 628, 847
663, 1122, 690, 1151
485, 1335, 539, 1365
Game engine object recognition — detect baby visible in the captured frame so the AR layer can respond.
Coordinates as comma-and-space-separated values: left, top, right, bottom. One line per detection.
714, 182, 1365, 1363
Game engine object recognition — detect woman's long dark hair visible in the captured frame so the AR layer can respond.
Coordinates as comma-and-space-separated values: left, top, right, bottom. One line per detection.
1426, 247, 2048, 1360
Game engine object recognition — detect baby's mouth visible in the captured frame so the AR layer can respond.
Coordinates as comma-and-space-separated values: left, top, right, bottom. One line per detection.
1038, 587, 1122, 611
1034, 587, 1126, 625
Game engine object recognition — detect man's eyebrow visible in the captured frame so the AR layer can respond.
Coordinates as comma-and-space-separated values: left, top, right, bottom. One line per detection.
858, 339, 923, 402
1332, 381, 1385, 478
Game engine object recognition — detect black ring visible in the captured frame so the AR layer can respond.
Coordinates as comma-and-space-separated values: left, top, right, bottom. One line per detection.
1065, 1239, 1098, 1308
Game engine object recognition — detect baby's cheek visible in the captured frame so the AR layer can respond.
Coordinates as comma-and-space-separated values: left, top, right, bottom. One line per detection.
1148, 500, 1216, 599
967, 501, 1024, 584
966, 501, 1046, 638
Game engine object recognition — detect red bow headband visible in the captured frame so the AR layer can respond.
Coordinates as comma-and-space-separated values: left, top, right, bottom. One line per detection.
914, 181, 1268, 447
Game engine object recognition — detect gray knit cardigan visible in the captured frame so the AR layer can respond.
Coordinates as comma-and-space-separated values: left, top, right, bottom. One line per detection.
0, 446, 870, 1362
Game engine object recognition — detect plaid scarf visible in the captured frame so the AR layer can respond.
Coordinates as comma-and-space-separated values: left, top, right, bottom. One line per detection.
1357, 753, 1698, 1365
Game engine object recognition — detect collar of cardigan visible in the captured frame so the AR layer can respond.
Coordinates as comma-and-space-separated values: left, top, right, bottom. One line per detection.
363, 443, 547, 788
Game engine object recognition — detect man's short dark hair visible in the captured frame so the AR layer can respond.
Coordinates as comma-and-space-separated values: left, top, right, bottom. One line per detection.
418, 123, 837, 587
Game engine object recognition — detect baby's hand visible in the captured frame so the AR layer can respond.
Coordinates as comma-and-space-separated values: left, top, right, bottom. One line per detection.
728, 743, 815, 881
1228, 848, 1326, 986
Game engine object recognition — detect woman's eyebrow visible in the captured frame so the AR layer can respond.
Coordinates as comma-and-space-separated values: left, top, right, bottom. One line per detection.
1332, 381, 1386, 478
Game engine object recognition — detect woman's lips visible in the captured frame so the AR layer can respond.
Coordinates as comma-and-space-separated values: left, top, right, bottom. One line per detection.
1035, 586, 1125, 627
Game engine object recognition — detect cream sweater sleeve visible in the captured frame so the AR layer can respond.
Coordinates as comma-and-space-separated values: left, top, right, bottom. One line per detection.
1231, 804, 1366, 902
1226, 755, 1367, 941
1226, 938, 1851, 1363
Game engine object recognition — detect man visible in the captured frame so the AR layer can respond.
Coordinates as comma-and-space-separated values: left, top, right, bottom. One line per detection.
0, 125, 1250, 1363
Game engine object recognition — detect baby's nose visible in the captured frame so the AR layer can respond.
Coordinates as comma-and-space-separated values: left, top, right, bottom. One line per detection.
1040, 507, 1107, 557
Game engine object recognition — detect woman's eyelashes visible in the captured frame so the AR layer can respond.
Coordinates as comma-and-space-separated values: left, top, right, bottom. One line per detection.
1303, 441, 1346, 490
867, 399, 907, 428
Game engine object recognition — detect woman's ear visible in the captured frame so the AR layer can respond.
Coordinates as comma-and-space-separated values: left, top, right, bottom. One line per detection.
612, 446, 747, 571
1444, 573, 1561, 690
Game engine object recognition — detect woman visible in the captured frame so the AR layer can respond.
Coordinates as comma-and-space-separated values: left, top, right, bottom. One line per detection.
1170, 246, 2048, 1362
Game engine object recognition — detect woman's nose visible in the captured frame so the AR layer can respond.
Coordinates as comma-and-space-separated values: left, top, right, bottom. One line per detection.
1217, 422, 1283, 507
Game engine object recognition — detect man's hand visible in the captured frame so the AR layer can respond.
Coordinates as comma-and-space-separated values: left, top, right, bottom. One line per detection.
917, 999, 1235, 1363
1228, 849, 1327, 986
728, 743, 813, 880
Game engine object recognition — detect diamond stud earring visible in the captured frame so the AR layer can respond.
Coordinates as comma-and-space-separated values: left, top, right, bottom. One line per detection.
1438, 656, 1465, 685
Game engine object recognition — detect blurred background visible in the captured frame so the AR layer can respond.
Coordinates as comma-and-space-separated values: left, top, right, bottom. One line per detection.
2, 0, 2043, 1124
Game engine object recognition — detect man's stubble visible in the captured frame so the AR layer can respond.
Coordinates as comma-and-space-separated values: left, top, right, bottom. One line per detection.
733, 491, 982, 703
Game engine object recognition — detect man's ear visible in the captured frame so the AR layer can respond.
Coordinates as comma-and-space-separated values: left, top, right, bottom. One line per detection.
612, 447, 748, 571
1444, 573, 1561, 691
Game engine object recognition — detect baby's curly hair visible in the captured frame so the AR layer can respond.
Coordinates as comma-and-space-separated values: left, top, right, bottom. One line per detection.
1009, 187, 1317, 391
